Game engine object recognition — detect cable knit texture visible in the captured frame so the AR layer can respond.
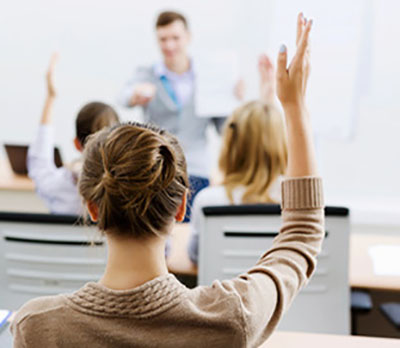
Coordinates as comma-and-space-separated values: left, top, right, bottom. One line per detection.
67, 274, 187, 318
11, 177, 324, 348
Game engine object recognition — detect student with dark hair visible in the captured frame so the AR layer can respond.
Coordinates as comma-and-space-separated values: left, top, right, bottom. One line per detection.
13, 15, 323, 347
118, 10, 244, 222
28, 54, 120, 214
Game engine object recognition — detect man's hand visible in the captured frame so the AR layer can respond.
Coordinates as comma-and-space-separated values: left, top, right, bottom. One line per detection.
130, 83, 156, 106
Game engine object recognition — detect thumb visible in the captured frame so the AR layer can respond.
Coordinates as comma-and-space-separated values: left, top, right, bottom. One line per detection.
276, 44, 288, 81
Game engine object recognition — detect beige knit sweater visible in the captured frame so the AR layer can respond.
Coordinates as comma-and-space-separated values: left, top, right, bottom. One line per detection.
11, 177, 324, 348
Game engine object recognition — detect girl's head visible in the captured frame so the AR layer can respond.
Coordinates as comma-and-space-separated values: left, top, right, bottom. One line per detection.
78, 122, 189, 239
219, 101, 288, 203
74, 102, 120, 151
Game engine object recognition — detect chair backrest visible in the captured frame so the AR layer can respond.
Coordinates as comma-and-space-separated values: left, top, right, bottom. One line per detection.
198, 204, 350, 335
0, 212, 106, 310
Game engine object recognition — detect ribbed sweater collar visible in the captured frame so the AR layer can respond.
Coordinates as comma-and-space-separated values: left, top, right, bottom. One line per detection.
65, 274, 187, 319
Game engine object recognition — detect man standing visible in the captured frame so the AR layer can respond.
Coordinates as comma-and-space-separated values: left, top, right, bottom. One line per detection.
119, 11, 242, 221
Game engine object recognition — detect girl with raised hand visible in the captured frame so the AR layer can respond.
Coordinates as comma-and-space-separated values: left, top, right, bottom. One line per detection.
187, 53, 288, 265
12, 14, 323, 348
27, 53, 120, 214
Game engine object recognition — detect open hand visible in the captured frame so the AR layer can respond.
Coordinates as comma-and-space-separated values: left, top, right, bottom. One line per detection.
276, 13, 312, 109
46, 53, 58, 98
233, 79, 245, 101
258, 54, 275, 103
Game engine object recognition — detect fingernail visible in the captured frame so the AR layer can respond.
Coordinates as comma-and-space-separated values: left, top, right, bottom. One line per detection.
304, 18, 308, 24
279, 44, 286, 53
309, 18, 313, 26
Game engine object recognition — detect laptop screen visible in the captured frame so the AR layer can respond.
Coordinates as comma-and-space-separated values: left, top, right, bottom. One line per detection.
4, 144, 63, 175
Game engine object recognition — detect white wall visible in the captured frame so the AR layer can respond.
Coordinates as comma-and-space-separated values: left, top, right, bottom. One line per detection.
318, 0, 400, 208
1, 0, 399, 217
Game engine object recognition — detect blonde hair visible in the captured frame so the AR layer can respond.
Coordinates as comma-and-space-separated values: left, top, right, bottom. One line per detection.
78, 122, 189, 239
219, 101, 287, 204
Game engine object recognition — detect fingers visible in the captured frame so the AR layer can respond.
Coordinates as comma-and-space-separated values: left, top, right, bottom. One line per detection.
259, 54, 274, 73
264, 55, 274, 70
234, 79, 245, 100
294, 19, 312, 62
276, 45, 288, 81
259, 53, 267, 63
135, 95, 152, 105
48, 52, 59, 73
296, 13, 305, 46
258, 54, 267, 72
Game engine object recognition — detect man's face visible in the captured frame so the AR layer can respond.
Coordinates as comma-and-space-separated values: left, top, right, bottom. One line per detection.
156, 20, 190, 61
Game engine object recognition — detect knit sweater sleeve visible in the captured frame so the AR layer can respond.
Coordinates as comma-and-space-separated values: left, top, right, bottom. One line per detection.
9, 321, 27, 348
218, 177, 324, 347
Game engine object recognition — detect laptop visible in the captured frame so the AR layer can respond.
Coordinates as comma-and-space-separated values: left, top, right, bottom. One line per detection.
4, 144, 63, 175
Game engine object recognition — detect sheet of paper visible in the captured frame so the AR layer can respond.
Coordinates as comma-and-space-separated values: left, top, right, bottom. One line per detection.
195, 50, 240, 118
368, 245, 400, 276
0, 310, 12, 328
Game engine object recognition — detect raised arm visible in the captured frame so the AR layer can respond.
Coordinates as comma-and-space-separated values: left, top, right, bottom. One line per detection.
277, 14, 316, 177
207, 13, 324, 347
28, 53, 70, 209
40, 53, 58, 125
258, 54, 276, 104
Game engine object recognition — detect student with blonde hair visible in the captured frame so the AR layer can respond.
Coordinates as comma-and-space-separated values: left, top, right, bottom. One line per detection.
28, 54, 120, 214
188, 55, 288, 264
219, 99, 287, 203
12, 14, 323, 347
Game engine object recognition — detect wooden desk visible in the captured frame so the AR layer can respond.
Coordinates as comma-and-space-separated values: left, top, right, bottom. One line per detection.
263, 331, 400, 347
0, 160, 47, 213
1, 327, 398, 348
350, 233, 400, 291
0, 160, 34, 191
168, 224, 400, 291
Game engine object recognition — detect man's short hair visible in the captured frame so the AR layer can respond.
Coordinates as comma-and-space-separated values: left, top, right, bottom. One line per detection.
156, 11, 188, 29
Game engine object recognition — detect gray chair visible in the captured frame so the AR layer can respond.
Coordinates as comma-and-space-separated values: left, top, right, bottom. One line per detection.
198, 204, 350, 334
0, 212, 106, 311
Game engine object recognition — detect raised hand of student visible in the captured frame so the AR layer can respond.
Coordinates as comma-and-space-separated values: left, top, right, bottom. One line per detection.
46, 53, 58, 99
277, 13, 311, 110
233, 78, 245, 101
276, 13, 317, 177
258, 54, 275, 103
40, 53, 58, 125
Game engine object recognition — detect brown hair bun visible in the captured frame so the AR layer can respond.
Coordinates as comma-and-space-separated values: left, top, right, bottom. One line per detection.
79, 122, 188, 239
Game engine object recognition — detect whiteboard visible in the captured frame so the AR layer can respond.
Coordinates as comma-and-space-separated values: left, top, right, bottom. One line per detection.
0, 0, 268, 161
1, 0, 400, 203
